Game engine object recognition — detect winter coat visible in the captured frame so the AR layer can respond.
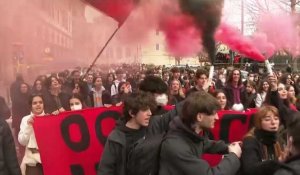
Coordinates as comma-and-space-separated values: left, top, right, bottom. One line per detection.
274, 154, 300, 175
158, 117, 240, 175
11, 92, 30, 129
97, 102, 183, 175
0, 96, 11, 120
43, 91, 70, 114
241, 133, 282, 175
0, 118, 21, 175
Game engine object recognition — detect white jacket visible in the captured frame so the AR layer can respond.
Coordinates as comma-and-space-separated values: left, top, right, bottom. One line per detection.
18, 112, 45, 174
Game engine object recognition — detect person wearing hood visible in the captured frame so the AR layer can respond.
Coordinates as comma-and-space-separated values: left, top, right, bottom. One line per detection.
98, 92, 156, 175
158, 91, 242, 175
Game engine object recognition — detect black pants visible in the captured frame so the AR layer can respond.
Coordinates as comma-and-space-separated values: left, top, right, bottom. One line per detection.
26, 163, 43, 175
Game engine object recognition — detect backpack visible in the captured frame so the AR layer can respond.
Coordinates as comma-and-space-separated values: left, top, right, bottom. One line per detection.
126, 133, 166, 175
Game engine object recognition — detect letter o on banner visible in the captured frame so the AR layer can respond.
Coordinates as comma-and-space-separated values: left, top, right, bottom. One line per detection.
95, 111, 121, 145
61, 114, 90, 152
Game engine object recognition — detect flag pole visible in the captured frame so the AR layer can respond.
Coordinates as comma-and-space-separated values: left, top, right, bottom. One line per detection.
83, 25, 121, 78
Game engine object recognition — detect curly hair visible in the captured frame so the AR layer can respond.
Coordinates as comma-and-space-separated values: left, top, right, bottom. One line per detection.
123, 92, 157, 122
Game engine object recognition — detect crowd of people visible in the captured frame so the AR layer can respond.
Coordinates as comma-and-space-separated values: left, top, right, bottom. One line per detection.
0, 63, 300, 175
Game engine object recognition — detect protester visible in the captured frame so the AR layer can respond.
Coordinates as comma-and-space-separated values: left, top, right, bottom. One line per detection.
69, 94, 86, 111
18, 94, 46, 175
274, 113, 300, 175
89, 76, 106, 107
212, 89, 229, 110
0, 117, 21, 175
43, 75, 70, 114
103, 73, 115, 92
111, 69, 126, 96
0, 96, 11, 120
11, 82, 31, 161
243, 81, 257, 109
186, 68, 210, 97
255, 80, 269, 107
158, 91, 242, 175
223, 68, 246, 110
112, 81, 131, 105
167, 79, 185, 105
32, 79, 46, 95
98, 92, 156, 175
241, 105, 283, 175
286, 85, 297, 107
139, 75, 169, 115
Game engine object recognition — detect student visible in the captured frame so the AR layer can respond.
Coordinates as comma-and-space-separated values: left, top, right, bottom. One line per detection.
0, 96, 11, 120
158, 91, 242, 175
212, 89, 229, 110
98, 92, 156, 175
241, 105, 283, 175
0, 117, 21, 175
18, 94, 46, 175
274, 113, 300, 175
69, 94, 86, 111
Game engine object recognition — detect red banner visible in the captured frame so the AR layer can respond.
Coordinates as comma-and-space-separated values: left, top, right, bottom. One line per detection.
33, 107, 257, 175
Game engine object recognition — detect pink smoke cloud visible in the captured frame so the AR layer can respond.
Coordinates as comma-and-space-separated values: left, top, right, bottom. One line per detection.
256, 13, 299, 57
159, 14, 202, 57
215, 23, 265, 61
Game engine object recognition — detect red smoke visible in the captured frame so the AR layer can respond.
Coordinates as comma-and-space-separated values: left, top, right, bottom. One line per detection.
215, 23, 265, 62
256, 13, 299, 57
160, 14, 202, 57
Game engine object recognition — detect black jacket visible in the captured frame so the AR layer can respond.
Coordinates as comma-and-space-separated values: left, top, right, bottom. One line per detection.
223, 84, 246, 109
98, 102, 183, 175
43, 91, 71, 114
0, 118, 21, 175
158, 117, 240, 175
241, 135, 282, 175
274, 154, 300, 175
0, 97, 10, 120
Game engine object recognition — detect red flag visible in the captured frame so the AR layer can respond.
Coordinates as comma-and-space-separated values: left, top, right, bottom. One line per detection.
85, 0, 136, 25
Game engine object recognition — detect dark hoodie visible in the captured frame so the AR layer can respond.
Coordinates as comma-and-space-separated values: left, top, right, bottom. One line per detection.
98, 102, 183, 175
159, 117, 240, 175
98, 119, 145, 175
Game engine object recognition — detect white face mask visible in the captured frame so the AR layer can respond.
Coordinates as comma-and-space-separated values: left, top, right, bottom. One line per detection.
248, 77, 254, 81
70, 104, 82, 111
221, 78, 226, 83
155, 94, 168, 106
